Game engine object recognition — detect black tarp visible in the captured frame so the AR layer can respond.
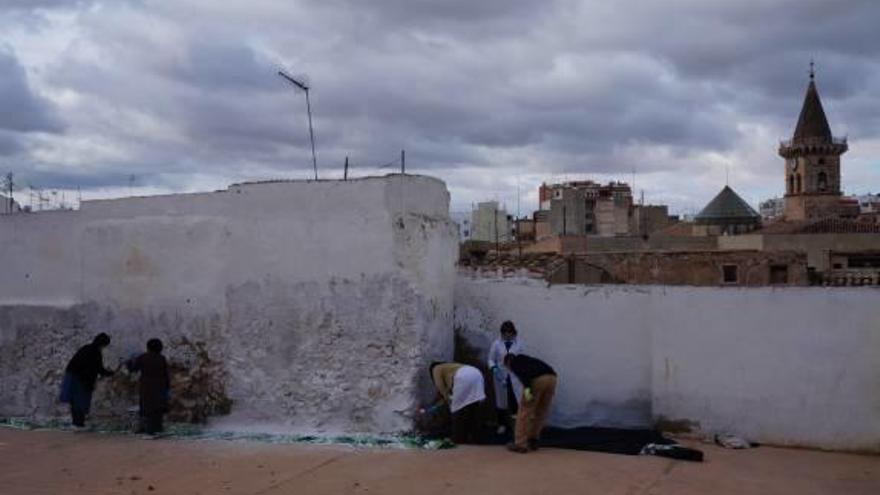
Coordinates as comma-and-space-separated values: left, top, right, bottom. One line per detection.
485, 426, 703, 461
540, 426, 673, 455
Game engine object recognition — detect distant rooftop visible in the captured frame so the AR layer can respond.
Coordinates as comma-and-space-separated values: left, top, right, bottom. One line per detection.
695, 186, 760, 225
758, 217, 880, 235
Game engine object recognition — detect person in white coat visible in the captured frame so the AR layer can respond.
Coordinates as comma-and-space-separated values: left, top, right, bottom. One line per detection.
487, 321, 523, 435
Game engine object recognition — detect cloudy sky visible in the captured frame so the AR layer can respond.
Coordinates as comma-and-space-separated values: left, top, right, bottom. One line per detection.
1, 0, 879, 215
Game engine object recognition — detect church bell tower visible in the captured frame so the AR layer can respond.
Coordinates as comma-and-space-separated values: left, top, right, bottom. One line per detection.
778, 64, 847, 221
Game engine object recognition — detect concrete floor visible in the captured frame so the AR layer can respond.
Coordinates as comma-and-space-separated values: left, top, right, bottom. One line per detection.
1, 428, 878, 495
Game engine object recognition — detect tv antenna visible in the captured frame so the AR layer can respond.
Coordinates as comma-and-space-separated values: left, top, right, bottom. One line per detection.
278, 70, 319, 180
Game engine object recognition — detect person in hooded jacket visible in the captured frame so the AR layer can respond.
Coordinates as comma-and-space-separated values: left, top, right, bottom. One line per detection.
60, 333, 115, 428
127, 338, 171, 435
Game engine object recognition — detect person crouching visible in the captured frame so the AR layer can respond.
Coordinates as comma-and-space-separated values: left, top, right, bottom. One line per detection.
503, 353, 557, 453
425, 362, 486, 444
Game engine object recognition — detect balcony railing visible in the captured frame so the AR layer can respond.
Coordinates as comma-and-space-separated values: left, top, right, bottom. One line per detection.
779, 136, 848, 148
815, 269, 880, 287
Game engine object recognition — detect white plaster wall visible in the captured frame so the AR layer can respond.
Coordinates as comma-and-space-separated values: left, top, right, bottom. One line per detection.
652, 287, 880, 452
0, 175, 457, 434
454, 276, 654, 428
455, 275, 880, 451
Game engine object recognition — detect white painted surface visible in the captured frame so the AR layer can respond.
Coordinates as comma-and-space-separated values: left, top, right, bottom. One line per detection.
653, 287, 880, 451
0, 175, 457, 434
455, 275, 880, 451
455, 277, 653, 428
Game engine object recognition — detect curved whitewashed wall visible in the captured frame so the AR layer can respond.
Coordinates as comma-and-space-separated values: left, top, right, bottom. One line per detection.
455, 275, 880, 452
0, 175, 457, 434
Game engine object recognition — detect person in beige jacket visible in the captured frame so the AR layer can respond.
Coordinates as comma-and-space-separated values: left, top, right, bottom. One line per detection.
423, 362, 486, 444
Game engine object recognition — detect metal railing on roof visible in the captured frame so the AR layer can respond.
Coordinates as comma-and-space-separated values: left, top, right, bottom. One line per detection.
779, 136, 848, 148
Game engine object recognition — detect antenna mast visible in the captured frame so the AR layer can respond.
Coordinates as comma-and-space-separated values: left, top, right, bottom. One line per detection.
278, 70, 319, 180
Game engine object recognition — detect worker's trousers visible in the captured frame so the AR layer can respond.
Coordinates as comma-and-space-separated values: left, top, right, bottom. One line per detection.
514, 374, 557, 448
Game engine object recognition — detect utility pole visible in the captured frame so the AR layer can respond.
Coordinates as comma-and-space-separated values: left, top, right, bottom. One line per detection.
344, 156, 349, 180
278, 70, 318, 180
494, 206, 499, 254
516, 174, 521, 219
3, 172, 13, 214
562, 204, 567, 235
631, 164, 636, 200
401, 149, 406, 174
516, 217, 522, 259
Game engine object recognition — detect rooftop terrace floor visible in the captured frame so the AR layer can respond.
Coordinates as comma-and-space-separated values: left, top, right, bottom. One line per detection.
1, 428, 877, 494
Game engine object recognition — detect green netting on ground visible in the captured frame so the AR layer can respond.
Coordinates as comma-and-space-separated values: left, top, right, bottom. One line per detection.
0, 417, 455, 450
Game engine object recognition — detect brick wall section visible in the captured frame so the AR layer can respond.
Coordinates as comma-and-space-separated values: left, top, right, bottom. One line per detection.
551, 251, 809, 286
466, 250, 809, 286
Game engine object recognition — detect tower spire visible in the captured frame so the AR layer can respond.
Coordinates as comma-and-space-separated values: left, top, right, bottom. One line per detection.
792, 65, 831, 143
778, 58, 848, 222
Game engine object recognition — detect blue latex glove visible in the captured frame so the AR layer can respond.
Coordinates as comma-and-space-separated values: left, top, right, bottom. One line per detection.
419, 403, 442, 416
492, 365, 505, 381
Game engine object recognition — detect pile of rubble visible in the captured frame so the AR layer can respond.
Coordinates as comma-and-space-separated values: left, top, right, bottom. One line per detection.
166, 336, 232, 423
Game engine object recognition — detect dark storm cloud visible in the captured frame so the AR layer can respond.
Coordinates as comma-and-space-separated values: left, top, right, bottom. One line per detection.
166, 40, 281, 93
1, 0, 879, 209
0, 49, 63, 134
0, 132, 23, 156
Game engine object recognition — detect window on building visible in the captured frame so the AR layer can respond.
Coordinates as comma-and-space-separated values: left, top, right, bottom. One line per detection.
795, 175, 802, 193
817, 172, 828, 192
722, 265, 738, 284
769, 265, 788, 285
848, 255, 880, 268
818, 158, 825, 165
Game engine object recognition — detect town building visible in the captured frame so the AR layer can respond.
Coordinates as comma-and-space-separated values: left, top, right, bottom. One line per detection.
0, 194, 21, 214
759, 197, 785, 221
632, 204, 673, 238
778, 70, 848, 221
541, 180, 634, 237
470, 201, 512, 243
693, 186, 761, 236
856, 193, 880, 214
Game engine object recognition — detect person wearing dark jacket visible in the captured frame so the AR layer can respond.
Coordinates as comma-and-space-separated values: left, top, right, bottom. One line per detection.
127, 338, 171, 435
60, 333, 115, 428
503, 353, 557, 453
